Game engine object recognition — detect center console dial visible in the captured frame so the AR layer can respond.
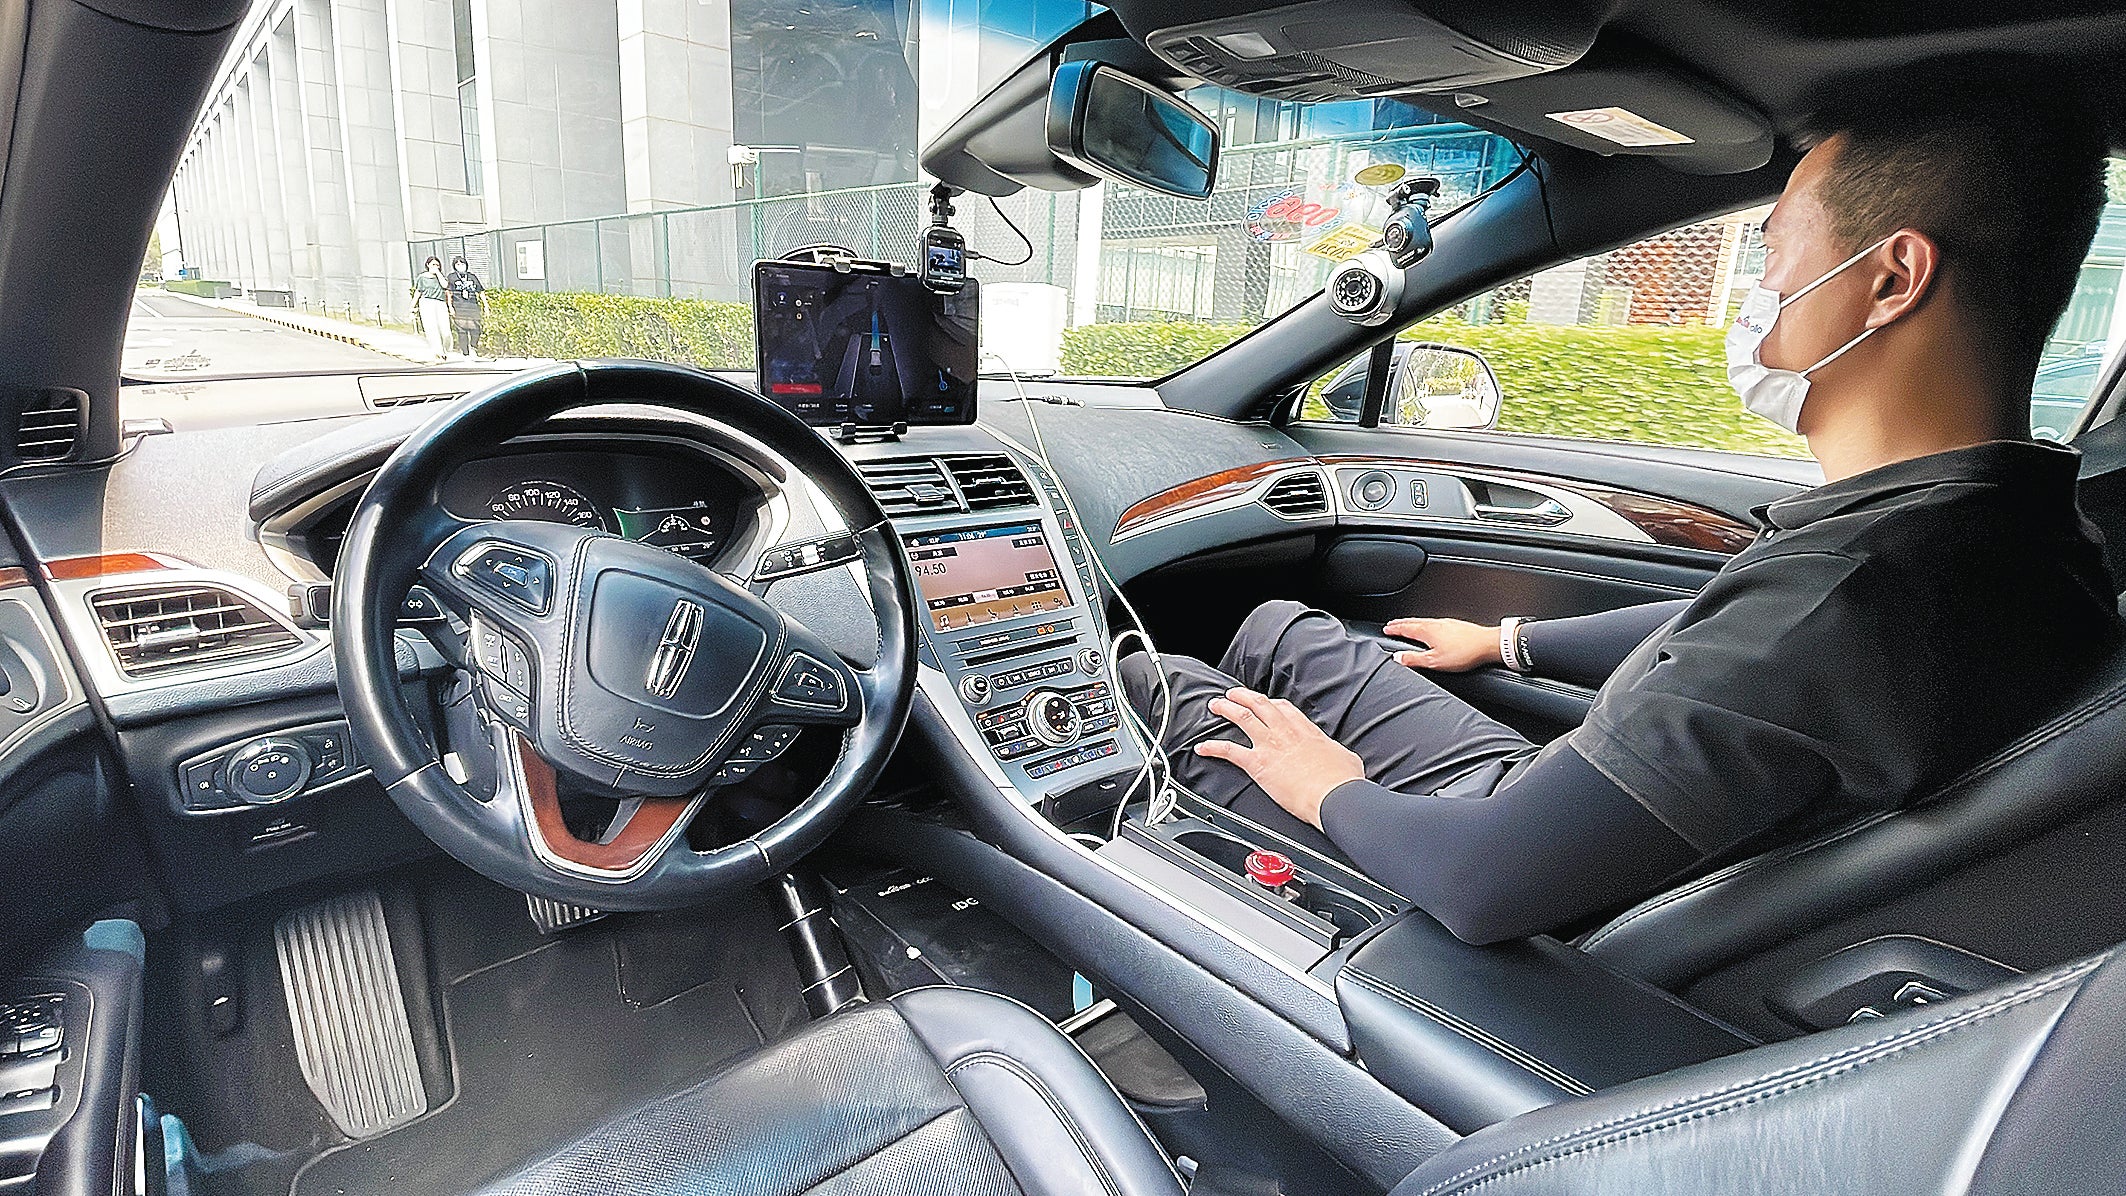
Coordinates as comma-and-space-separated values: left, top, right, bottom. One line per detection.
1023, 689, 1083, 748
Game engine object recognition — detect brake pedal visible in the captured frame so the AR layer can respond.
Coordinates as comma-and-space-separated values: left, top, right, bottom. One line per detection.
274, 891, 429, 1138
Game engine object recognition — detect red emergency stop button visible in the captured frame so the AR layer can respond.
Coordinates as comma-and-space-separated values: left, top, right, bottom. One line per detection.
1245, 850, 1296, 888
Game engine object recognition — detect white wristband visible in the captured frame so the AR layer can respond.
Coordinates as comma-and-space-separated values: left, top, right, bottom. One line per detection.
1499, 617, 1531, 673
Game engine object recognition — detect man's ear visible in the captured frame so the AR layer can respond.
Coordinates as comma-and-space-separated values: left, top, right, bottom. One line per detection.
1865, 227, 1941, 329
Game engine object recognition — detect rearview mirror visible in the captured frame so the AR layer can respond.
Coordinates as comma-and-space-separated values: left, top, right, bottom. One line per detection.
1384, 343, 1501, 431
1047, 62, 1218, 200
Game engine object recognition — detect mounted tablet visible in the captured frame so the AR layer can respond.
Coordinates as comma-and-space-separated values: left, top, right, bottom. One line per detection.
753, 261, 981, 428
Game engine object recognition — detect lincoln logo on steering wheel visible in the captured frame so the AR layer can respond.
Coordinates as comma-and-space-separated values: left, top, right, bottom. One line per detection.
645, 600, 705, 700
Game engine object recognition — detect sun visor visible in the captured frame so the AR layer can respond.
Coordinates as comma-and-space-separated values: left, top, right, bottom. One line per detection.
1116, 0, 1598, 102
1446, 62, 1774, 175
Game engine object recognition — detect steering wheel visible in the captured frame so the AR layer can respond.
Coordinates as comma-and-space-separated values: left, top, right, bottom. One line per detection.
332, 360, 916, 909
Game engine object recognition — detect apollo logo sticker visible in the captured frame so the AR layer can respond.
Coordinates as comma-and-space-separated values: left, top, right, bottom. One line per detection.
1353, 162, 1405, 187
1545, 106, 1695, 147
1303, 224, 1381, 263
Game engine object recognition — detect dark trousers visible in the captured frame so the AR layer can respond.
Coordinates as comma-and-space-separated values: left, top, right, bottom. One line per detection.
451, 315, 480, 356
1119, 600, 1533, 856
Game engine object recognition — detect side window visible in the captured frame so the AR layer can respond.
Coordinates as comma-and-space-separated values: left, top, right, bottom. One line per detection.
2033, 159, 2126, 440
1299, 163, 2126, 451
1299, 211, 1809, 457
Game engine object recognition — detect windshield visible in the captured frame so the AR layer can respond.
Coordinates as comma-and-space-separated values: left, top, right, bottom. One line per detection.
127, 0, 1519, 384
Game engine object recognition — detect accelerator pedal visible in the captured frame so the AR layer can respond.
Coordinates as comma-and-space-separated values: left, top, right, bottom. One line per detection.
525, 894, 608, 934
273, 891, 429, 1138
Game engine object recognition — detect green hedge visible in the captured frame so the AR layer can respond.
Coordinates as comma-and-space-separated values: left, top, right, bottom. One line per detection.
475, 293, 1803, 458
1059, 322, 1255, 378
1403, 321, 1806, 458
1072, 317, 1805, 458
481, 290, 755, 369
161, 279, 236, 299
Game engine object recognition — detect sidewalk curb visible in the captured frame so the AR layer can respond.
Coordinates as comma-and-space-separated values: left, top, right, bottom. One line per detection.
175, 292, 432, 364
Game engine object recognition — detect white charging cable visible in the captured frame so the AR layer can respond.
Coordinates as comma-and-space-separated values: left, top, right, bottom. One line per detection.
980, 352, 1181, 835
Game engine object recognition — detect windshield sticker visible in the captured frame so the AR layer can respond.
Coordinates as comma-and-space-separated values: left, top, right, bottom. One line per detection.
1304, 224, 1380, 262
1353, 162, 1405, 187
1247, 189, 1343, 244
1545, 107, 1694, 147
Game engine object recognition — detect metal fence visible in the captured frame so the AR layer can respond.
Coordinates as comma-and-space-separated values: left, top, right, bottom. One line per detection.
412, 183, 1082, 309
407, 125, 1518, 324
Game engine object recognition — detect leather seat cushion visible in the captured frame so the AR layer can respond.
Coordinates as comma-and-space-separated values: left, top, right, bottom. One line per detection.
478, 986, 1185, 1196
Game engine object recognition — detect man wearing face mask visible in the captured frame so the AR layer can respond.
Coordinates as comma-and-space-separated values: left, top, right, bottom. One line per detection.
1120, 79, 2124, 944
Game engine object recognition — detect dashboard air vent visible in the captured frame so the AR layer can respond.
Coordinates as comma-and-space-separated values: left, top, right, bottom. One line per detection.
15, 389, 85, 462
367, 390, 468, 409
1260, 471, 1330, 518
944, 454, 1035, 511
90, 583, 304, 678
855, 458, 963, 517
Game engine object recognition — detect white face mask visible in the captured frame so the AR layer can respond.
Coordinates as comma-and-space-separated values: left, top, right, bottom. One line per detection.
1725, 234, 1894, 434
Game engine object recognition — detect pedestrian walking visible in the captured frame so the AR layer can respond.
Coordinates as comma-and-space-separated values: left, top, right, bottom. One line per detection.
414, 255, 449, 361
446, 255, 486, 359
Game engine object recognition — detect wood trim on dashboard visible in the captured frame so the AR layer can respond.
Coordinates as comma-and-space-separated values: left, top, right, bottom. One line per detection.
1110, 459, 1305, 540
1117, 454, 1759, 554
42, 552, 178, 581
516, 733, 698, 873
0, 567, 29, 590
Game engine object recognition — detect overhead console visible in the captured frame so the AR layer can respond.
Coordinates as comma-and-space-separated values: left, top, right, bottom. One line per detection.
1102, 0, 1774, 174
1117, 0, 1596, 101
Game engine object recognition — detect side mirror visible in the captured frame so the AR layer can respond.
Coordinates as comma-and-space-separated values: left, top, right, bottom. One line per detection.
1046, 61, 1219, 200
1384, 343, 1502, 431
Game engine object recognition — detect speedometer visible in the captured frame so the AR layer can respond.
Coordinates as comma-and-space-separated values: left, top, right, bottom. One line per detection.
485, 480, 606, 530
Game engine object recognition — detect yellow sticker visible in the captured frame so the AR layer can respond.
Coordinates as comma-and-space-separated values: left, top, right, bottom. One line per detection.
1304, 224, 1380, 262
1354, 162, 1405, 187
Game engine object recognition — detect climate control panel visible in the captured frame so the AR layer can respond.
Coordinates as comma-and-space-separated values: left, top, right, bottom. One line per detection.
972, 680, 1121, 776
177, 719, 367, 814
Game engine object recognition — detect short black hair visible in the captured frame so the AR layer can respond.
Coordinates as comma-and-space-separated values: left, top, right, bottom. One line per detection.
1799, 63, 2109, 392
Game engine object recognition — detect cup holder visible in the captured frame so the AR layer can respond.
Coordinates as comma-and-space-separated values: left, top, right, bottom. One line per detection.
1168, 826, 1386, 941
1173, 828, 1255, 874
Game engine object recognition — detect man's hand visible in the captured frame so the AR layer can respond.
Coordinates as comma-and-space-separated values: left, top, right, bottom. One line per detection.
1194, 687, 1364, 830
1383, 617, 1501, 672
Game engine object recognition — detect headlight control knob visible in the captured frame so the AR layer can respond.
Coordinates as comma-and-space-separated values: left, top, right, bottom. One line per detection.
226, 737, 312, 804
1024, 689, 1083, 748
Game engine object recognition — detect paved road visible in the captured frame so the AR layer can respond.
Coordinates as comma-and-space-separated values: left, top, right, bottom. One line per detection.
126, 292, 406, 376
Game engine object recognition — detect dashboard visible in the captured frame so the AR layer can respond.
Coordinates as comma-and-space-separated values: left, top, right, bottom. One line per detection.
290, 444, 768, 578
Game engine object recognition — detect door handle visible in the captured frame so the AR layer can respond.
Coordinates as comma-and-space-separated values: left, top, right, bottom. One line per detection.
1472, 498, 1571, 526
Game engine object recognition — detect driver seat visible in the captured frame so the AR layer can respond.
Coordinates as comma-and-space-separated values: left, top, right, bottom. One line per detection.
480, 951, 2126, 1196
475, 986, 1185, 1196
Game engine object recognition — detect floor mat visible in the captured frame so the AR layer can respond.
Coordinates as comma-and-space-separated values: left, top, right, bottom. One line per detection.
272, 868, 808, 1196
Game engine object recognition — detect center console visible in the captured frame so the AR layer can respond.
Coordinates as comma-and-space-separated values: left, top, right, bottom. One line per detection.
888, 455, 1145, 815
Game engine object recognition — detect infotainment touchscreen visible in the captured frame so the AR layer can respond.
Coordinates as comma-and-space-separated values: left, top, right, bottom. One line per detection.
753, 261, 980, 427
904, 522, 1068, 631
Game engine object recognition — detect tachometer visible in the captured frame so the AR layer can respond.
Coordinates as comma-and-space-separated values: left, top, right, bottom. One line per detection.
485, 480, 606, 530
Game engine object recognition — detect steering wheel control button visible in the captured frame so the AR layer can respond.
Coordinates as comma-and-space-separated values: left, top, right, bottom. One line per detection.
471, 618, 534, 696
228, 737, 313, 804
959, 672, 993, 706
456, 543, 555, 615
399, 585, 448, 624
732, 725, 800, 762
1024, 690, 1083, 748
1352, 470, 1396, 511
1245, 850, 1298, 890
774, 653, 848, 712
